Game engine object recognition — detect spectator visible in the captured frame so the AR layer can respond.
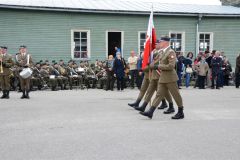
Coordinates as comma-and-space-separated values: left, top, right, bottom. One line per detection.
196, 55, 209, 89
211, 51, 223, 89
128, 50, 138, 89
114, 46, 121, 58
206, 50, 215, 88
176, 52, 185, 89
137, 52, 144, 89
222, 58, 232, 86
184, 52, 193, 88
113, 52, 126, 91
235, 54, 240, 88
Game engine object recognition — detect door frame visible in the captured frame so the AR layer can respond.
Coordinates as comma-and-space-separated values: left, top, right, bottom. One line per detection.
105, 30, 124, 58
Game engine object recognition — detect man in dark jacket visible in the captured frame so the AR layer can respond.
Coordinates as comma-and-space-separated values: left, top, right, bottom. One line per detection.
211, 51, 223, 89
235, 54, 240, 88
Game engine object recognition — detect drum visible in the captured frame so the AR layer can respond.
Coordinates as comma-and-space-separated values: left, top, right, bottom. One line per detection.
20, 68, 33, 79
72, 75, 78, 78
76, 67, 85, 72
49, 75, 56, 79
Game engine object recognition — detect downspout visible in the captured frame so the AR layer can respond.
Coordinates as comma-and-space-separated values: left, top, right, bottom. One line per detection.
196, 14, 203, 57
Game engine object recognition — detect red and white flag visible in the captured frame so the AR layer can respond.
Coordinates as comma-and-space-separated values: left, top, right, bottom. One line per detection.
142, 8, 157, 70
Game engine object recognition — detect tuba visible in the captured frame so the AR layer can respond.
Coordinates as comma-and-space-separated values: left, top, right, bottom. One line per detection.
0, 54, 3, 74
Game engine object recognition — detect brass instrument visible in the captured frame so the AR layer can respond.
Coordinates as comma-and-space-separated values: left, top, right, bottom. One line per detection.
0, 54, 3, 74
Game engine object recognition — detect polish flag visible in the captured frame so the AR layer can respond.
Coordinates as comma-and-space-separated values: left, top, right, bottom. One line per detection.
142, 9, 157, 70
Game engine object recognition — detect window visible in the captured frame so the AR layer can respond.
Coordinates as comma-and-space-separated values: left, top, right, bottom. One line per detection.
169, 32, 185, 54
138, 32, 146, 54
71, 30, 90, 60
198, 32, 213, 53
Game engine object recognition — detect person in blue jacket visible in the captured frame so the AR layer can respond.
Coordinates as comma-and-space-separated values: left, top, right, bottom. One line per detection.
113, 52, 126, 91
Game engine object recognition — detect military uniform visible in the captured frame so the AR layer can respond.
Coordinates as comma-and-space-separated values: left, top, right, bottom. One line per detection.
16, 48, 33, 99
58, 64, 69, 90
0, 47, 14, 98
140, 38, 185, 120
135, 49, 174, 113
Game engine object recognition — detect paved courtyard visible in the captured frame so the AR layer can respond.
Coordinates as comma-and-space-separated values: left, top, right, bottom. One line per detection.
0, 87, 240, 160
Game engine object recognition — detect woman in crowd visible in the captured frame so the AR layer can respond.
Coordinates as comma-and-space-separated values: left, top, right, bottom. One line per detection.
222, 58, 232, 86
196, 55, 209, 89
184, 52, 194, 88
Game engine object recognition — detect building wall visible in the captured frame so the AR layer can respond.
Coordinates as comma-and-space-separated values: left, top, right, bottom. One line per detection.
0, 8, 239, 65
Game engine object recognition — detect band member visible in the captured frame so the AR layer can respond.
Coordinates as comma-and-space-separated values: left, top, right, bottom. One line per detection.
140, 36, 185, 120
0, 46, 14, 99
16, 45, 33, 99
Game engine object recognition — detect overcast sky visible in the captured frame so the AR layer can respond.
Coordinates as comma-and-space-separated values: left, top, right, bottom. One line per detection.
123, 0, 222, 5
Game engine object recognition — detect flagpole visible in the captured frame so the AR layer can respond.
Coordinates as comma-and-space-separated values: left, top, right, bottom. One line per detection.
149, 4, 153, 107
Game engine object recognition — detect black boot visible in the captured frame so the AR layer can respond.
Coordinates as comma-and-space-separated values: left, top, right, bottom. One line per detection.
164, 103, 175, 114
1, 90, 6, 99
5, 90, 10, 99
172, 107, 184, 120
25, 90, 30, 99
139, 106, 156, 119
158, 99, 168, 109
135, 101, 148, 112
128, 99, 141, 108
21, 90, 26, 99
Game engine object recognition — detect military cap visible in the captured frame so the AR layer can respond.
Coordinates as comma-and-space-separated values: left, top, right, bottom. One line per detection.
159, 36, 171, 42
19, 45, 27, 48
1, 46, 8, 49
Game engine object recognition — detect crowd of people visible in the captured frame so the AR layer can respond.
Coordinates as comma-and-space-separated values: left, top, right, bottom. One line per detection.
176, 50, 239, 89
0, 45, 240, 99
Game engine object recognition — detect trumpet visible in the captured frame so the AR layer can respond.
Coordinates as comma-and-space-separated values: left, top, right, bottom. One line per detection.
0, 54, 3, 74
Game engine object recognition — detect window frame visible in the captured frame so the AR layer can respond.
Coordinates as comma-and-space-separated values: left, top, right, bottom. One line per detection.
169, 31, 185, 54
138, 31, 147, 55
71, 29, 91, 60
197, 32, 214, 53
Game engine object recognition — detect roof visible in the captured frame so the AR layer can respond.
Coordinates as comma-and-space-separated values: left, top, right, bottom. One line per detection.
1, 0, 240, 16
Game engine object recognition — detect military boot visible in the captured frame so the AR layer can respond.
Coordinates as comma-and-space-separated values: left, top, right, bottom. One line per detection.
21, 90, 26, 99
158, 99, 168, 109
172, 107, 184, 120
128, 99, 141, 108
135, 101, 148, 112
25, 90, 30, 99
139, 106, 156, 119
164, 103, 175, 114
5, 90, 10, 99
1, 90, 6, 99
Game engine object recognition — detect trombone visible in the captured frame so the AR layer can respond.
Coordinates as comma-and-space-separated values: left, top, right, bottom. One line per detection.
0, 54, 3, 74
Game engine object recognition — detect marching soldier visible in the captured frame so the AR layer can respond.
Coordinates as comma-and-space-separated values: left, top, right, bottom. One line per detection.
140, 36, 185, 120
0, 46, 14, 99
135, 40, 174, 113
16, 45, 33, 99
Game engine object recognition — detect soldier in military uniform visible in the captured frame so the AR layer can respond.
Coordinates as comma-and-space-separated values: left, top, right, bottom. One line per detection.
140, 36, 185, 120
135, 40, 174, 113
58, 60, 69, 90
48, 63, 64, 91
105, 55, 115, 91
16, 45, 33, 99
31, 62, 43, 90
0, 46, 14, 99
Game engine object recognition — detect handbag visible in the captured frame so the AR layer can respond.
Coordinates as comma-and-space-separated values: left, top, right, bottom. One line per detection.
186, 67, 193, 74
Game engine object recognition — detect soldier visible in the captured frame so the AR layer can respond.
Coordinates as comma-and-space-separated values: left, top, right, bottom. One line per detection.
67, 60, 81, 90
31, 62, 44, 90
16, 45, 33, 99
58, 60, 69, 90
106, 55, 115, 91
135, 40, 174, 114
49, 63, 63, 91
140, 36, 185, 120
0, 46, 14, 99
